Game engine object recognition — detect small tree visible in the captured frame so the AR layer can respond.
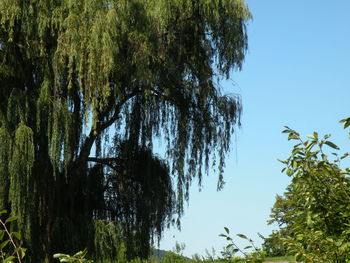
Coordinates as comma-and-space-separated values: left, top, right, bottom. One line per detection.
269, 123, 350, 262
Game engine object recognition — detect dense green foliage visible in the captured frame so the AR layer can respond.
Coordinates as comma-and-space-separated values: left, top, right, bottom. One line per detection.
0, 0, 250, 261
269, 124, 350, 262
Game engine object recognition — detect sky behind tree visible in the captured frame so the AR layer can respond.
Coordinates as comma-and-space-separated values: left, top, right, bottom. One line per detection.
159, 0, 350, 256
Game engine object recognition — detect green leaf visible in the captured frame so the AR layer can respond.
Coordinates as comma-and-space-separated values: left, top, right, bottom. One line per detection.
296, 234, 303, 241
335, 240, 343, 247
59, 258, 71, 263
324, 134, 331, 139
0, 239, 10, 250
286, 169, 294, 176
321, 153, 328, 161
0, 230, 5, 241
341, 152, 349, 159
292, 148, 302, 155
3, 256, 16, 263
16, 247, 27, 259
236, 233, 248, 240
305, 141, 316, 152
224, 227, 229, 235
5, 216, 17, 224
306, 134, 315, 139
232, 248, 239, 253
326, 237, 334, 243
277, 158, 287, 164
340, 117, 350, 129
0, 209, 7, 215
288, 134, 299, 140
306, 213, 312, 226
74, 250, 87, 257
324, 141, 340, 150
340, 242, 350, 251
292, 160, 298, 168
244, 246, 252, 249
343, 228, 350, 235
226, 243, 233, 249
282, 127, 291, 134
257, 233, 265, 239
12, 232, 21, 240
53, 253, 68, 259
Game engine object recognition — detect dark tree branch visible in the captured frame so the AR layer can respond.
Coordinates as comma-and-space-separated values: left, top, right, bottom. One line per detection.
87, 157, 122, 171
76, 88, 140, 166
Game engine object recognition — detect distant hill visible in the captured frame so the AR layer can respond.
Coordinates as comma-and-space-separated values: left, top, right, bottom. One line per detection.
152, 249, 190, 260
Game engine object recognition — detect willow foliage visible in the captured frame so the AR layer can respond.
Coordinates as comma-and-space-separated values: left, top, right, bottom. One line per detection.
0, 0, 250, 261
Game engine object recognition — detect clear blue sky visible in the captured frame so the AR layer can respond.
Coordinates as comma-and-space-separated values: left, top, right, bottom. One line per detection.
159, 0, 350, 257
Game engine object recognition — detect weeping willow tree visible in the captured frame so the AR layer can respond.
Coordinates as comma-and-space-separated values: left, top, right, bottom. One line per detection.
0, 0, 251, 261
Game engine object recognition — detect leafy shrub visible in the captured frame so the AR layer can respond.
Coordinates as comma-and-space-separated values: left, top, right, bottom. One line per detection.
219, 227, 265, 263
269, 123, 350, 262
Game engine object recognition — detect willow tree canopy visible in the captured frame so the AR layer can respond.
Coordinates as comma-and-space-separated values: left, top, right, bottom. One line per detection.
0, 0, 250, 261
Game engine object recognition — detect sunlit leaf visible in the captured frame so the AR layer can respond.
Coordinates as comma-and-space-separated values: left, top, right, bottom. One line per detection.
12, 232, 21, 240
5, 216, 17, 224
236, 233, 248, 240
53, 253, 67, 258
16, 247, 27, 259
3, 256, 15, 263
324, 141, 339, 150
